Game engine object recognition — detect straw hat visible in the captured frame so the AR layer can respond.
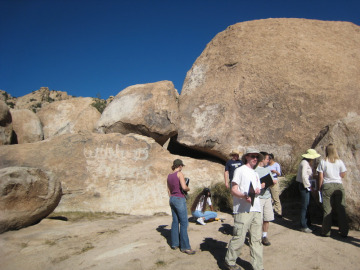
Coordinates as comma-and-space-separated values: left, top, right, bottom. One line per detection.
229, 150, 240, 156
301, 149, 321, 159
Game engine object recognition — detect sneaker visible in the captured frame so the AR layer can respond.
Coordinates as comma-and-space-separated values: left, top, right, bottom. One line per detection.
197, 217, 206, 225
301, 227, 312, 233
225, 262, 241, 270
262, 236, 271, 246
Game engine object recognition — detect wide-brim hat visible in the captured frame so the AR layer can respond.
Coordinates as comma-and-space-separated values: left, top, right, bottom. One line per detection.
229, 150, 240, 156
244, 148, 260, 155
302, 149, 321, 159
173, 159, 185, 167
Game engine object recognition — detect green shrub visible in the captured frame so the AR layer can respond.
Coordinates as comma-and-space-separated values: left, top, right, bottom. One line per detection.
6, 101, 15, 108
91, 98, 107, 113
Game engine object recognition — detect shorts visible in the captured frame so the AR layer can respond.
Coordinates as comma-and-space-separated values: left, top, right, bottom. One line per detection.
260, 197, 274, 222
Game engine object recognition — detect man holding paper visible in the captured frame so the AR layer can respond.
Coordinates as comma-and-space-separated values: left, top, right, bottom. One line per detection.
225, 148, 263, 270
255, 152, 275, 246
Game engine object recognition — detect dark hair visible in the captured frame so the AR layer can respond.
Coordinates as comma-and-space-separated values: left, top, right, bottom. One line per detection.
269, 153, 274, 160
171, 164, 180, 170
191, 188, 211, 213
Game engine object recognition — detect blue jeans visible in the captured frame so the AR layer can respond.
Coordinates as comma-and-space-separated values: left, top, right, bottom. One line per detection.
299, 183, 311, 228
192, 210, 217, 221
169, 196, 191, 250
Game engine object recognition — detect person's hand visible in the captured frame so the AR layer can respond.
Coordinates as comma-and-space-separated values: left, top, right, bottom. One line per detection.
245, 196, 252, 203
255, 188, 260, 194
225, 182, 229, 189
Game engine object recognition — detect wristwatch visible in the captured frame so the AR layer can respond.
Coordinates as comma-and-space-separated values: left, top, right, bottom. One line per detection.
243, 192, 248, 198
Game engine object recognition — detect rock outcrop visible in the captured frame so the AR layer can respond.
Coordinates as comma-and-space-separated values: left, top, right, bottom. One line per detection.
10, 109, 43, 144
37, 97, 101, 139
0, 167, 62, 233
178, 19, 360, 163
313, 113, 360, 229
15, 87, 72, 113
97, 81, 179, 146
0, 132, 224, 215
0, 100, 13, 145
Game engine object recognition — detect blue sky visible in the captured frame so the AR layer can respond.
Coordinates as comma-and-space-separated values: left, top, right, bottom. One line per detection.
1, 0, 359, 99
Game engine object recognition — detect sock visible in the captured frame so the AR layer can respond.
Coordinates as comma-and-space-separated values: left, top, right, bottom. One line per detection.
262, 232, 267, 238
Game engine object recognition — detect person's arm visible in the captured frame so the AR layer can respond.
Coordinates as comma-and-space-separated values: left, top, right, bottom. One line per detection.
224, 170, 230, 188
178, 172, 190, 192
318, 172, 324, 190
208, 198, 215, 211
167, 181, 171, 197
231, 183, 251, 203
302, 162, 311, 188
340, 172, 346, 178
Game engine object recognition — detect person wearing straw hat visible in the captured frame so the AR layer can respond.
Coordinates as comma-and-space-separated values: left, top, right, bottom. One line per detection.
295, 149, 321, 233
224, 150, 243, 189
225, 148, 263, 270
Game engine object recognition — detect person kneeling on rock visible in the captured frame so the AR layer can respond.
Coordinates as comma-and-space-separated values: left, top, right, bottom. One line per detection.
191, 188, 218, 225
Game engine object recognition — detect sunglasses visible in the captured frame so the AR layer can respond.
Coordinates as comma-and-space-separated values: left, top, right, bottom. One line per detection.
248, 154, 259, 159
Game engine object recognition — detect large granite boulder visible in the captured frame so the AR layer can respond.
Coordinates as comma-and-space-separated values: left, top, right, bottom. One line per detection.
178, 19, 360, 163
0, 167, 62, 233
313, 113, 360, 229
96, 81, 179, 146
0, 132, 224, 215
10, 109, 44, 144
0, 100, 13, 145
37, 97, 101, 139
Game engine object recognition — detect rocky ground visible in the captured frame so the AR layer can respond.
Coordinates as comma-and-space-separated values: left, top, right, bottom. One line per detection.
1, 202, 360, 270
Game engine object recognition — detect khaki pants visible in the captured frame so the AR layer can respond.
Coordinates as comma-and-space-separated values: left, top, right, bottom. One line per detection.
270, 181, 282, 215
322, 183, 348, 236
225, 212, 263, 270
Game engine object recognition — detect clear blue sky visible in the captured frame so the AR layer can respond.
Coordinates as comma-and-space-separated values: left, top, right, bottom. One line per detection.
1, 0, 359, 99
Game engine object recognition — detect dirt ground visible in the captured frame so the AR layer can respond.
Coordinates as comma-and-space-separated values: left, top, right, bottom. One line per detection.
1, 202, 360, 270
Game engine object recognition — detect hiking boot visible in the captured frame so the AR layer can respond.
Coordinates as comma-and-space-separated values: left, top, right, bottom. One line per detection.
197, 217, 206, 225
262, 236, 271, 246
301, 227, 312, 233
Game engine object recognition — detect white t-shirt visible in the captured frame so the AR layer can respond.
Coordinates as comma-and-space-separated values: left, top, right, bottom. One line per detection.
195, 196, 212, 211
317, 159, 347, 184
232, 165, 261, 213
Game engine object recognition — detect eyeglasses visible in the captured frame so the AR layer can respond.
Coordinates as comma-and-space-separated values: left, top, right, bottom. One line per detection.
248, 154, 259, 159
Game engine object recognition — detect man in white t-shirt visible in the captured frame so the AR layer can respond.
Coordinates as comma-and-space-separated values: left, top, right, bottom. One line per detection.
225, 148, 263, 270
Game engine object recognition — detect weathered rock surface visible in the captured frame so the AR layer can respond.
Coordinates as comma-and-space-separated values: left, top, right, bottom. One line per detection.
178, 19, 360, 162
0, 167, 62, 233
0, 132, 224, 215
0, 100, 13, 145
313, 113, 360, 229
10, 109, 44, 144
37, 98, 101, 139
14, 87, 72, 113
96, 81, 179, 145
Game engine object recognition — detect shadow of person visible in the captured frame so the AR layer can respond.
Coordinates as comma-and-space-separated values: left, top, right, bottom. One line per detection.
200, 237, 228, 269
200, 237, 253, 270
218, 223, 233, 235
156, 225, 171, 247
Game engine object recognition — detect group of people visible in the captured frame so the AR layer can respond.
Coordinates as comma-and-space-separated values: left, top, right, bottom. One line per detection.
166, 144, 348, 270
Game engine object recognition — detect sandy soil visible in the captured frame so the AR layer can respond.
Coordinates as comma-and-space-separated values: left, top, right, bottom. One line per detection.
1, 205, 360, 270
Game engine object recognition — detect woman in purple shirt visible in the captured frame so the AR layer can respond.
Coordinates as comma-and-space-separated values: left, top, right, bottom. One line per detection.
167, 159, 195, 255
